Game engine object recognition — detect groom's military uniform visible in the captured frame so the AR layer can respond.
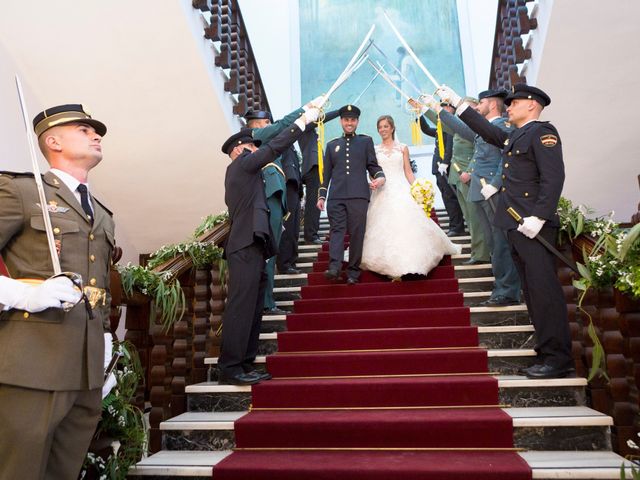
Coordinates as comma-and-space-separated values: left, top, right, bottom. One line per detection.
319, 105, 384, 282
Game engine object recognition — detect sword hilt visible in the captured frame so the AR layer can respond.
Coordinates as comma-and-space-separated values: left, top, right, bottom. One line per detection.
480, 178, 487, 187
507, 207, 523, 224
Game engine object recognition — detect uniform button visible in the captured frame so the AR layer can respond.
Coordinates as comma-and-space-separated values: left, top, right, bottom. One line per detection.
524, 192, 529, 197
501, 187, 506, 192
89, 234, 95, 240
346, 172, 350, 175
53, 227, 60, 234
504, 163, 509, 168
23, 312, 29, 319
502, 175, 506, 179
346, 153, 349, 157
89, 278, 97, 286
507, 152, 512, 156
516, 150, 520, 154
90, 254, 96, 262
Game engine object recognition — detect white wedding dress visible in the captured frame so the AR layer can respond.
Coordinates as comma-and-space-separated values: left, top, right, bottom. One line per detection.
361, 141, 462, 278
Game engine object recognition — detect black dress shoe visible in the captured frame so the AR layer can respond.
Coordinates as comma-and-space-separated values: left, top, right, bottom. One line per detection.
462, 258, 487, 265
517, 364, 541, 376
346, 277, 359, 285
218, 371, 262, 386
447, 230, 465, 237
525, 363, 576, 379
263, 306, 287, 315
280, 267, 302, 275
246, 370, 272, 381
476, 296, 521, 307
324, 269, 340, 280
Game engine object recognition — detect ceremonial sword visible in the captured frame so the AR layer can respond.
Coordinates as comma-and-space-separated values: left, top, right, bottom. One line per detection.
383, 10, 442, 91
15, 75, 91, 316
369, 40, 422, 95
507, 207, 579, 273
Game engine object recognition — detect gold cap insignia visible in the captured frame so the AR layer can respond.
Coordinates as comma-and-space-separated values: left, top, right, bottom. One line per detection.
540, 134, 558, 147
347, 105, 352, 111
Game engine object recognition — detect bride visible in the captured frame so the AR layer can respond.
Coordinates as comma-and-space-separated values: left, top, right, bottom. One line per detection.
361, 115, 461, 278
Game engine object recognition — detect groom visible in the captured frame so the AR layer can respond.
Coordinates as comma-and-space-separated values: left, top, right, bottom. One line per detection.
317, 105, 385, 284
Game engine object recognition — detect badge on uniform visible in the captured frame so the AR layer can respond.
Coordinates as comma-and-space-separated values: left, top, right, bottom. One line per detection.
504, 139, 509, 146
37, 201, 70, 213
335, 145, 340, 153
540, 134, 558, 147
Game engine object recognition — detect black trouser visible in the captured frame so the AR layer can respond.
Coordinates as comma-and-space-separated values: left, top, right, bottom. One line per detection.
327, 198, 368, 280
507, 226, 573, 368
302, 166, 321, 241
436, 173, 464, 232
277, 181, 301, 271
218, 242, 267, 377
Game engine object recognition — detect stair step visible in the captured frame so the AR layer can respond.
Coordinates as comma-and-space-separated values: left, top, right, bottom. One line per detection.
185, 376, 587, 412
130, 449, 632, 478
159, 406, 612, 452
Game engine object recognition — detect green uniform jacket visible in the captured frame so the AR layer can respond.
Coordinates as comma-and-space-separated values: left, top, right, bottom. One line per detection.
0, 171, 114, 391
252, 108, 305, 214
425, 109, 474, 186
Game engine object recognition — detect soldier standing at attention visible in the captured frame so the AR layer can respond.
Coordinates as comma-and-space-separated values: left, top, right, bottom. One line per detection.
0, 104, 115, 479
317, 105, 385, 285
437, 83, 574, 379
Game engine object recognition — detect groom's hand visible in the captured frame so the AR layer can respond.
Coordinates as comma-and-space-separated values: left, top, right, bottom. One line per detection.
316, 198, 325, 211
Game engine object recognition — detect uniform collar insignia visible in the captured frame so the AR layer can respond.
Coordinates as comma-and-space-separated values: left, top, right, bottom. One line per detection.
36, 201, 70, 213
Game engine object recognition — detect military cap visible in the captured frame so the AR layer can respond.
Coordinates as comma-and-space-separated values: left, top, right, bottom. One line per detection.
33, 104, 107, 137
463, 96, 479, 105
338, 105, 361, 118
505, 84, 551, 107
478, 88, 508, 100
221, 128, 261, 155
244, 109, 273, 122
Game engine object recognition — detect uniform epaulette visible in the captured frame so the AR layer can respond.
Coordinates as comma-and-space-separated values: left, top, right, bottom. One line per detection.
357, 134, 372, 138
327, 137, 340, 144
94, 197, 114, 216
0, 171, 35, 178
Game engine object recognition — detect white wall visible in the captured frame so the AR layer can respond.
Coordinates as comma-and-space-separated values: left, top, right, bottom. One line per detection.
457, 0, 499, 95
536, 0, 640, 221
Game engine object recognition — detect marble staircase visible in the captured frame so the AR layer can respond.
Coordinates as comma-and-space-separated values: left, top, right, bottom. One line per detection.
129, 210, 634, 479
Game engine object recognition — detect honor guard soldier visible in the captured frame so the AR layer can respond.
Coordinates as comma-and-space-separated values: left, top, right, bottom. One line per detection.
316, 105, 385, 285
437, 83, 574, 379
246, 97, 323, 315
298, 109, 340, 244
420, 90, 522, 306
218, 107, 319, 386
0, 104, 115, 479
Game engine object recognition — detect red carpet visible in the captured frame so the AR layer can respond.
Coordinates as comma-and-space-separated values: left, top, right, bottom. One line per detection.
213, 212, 531, 479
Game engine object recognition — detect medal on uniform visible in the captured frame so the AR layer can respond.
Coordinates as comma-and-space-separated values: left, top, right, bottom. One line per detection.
335, 145, 340, 153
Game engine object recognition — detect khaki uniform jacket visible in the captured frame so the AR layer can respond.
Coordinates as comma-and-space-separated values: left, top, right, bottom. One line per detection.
0, 171, 114, 391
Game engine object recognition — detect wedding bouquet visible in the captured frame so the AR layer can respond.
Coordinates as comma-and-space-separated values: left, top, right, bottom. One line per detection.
410, 178, 435, 216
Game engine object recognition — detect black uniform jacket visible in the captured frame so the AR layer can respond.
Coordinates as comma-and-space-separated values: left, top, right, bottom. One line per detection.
318, 133, 385, 201
298, 110, 340, 177
280, 147, 302, 188
224, 124, 304, 257
459, 107, 564, 230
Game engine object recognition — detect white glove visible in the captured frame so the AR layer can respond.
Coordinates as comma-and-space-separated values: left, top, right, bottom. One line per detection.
304, 107, 320, 124
0, 275, 81, 313
435, 85, 462, 108
437, 162, 448, 175
304, 95, 326, 111
419, 94, 438, 111
481, 184, 499, 200
102, 333, 116, 399
102, 372, 117, 399
517, 216, 546, 239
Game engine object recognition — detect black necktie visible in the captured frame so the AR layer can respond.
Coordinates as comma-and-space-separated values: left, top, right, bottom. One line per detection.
77, 184, 94, 224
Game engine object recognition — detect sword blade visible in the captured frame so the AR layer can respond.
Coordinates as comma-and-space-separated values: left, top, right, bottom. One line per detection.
370, 40, 421, 95
15, 75, 62, 275
383, 10, 441, 90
